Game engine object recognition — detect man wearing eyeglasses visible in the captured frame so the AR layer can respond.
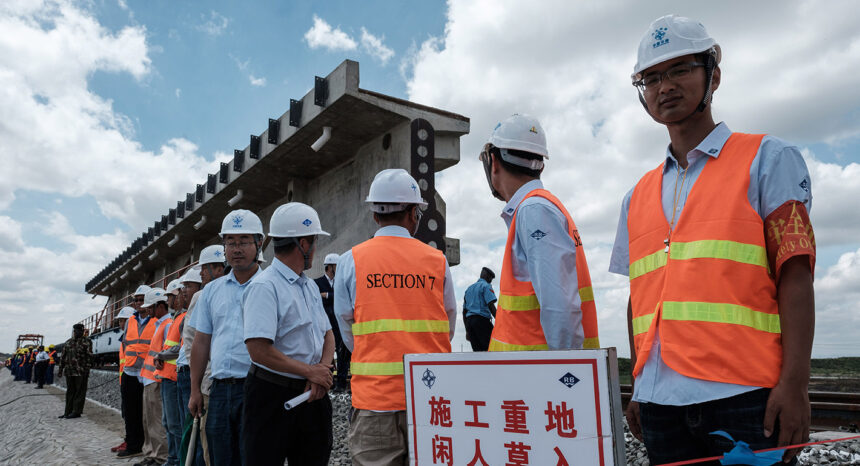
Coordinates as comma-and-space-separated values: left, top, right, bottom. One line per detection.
610, 15, 815, 465
188, 210, 264, 466
116, 284, 154, 459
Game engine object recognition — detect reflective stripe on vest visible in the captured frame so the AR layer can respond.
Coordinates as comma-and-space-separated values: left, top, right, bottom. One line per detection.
627, 132, 781, 388
489, 189, 599, 352
351, 235, 451, 411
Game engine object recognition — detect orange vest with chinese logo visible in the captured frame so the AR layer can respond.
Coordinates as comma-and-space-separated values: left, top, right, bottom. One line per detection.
156, 312, 184, 382
140, 317, 171, 382
627, 133, 781, 387
489, 189, 600, 351
351, 235, 451, 411
123, 316, 156, 371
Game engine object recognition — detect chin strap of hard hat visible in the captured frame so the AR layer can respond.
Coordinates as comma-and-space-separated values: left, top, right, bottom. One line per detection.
480, 144, 505, 201
637, 48, 718, 126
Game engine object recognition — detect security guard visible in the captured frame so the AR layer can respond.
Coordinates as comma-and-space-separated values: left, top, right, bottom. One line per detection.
335, 169, 457, 465
612, 15, 814, 464
188, 210, 263, 466
243, 203, 335, 465
478, 114, 599, 351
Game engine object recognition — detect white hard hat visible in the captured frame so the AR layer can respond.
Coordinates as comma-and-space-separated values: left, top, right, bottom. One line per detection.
165, 279, 184, 295
133, 284, 152, 297
488, 114, 548, 159
142, 287, 168, 308
116, 306, 135, 319
268, 202, 330, 238
365, 169, 427, 213
180, 267, 202, 284
198, 245, 226, 265
219, 209, 265, 238
632, 15, 720, 79
323, 253, 340, 265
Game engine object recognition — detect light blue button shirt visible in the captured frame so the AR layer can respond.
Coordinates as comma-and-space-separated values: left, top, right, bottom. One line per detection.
334, 225, 457, 352
463, 279, 496, 319
501, 179, 585, 350
124, 312, 150, 378
189, 268, 260, 379
243, 257, 331, 379
609, 122, 813, 405
142, 313, 171, 387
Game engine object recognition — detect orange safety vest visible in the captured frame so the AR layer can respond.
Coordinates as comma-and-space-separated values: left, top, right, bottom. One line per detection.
123, 317, 156, 372
351, 236, 451, 411
627, 133, 781, 387
156, 312, 184, 382
119, 341, 124, 383
141, 317, 172, 382
48, 351, 56, 365
489, 189, 600, 351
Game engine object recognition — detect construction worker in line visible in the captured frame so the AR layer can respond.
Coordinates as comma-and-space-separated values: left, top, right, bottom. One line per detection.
478, 114, 600, 351
243, 203, 335, 465
46, 344, 57, 385
137, 287, 172, 466
110, 305, 136, 454
117, 284, 154, 459
180, 250, 222, 466
23, 347, 34, 383
316, 252, 351, 392
335, 168, 457, 465
610, 15, 815, 465
154, 279, 185, 466
14, 349, 25, 381
34, 345, 49, 388
189, 210, 264, 466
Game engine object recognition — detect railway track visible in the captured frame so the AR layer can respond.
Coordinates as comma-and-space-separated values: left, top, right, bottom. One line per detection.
619, 385, 859, 432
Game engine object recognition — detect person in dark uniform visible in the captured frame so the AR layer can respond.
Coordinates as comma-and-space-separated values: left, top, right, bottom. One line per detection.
58, 323, 93, 418
462, 267, 497, 351
315, 253, 350, 392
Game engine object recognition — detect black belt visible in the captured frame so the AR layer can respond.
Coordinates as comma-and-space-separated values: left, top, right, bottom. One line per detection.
212, 377, 246, 385
248, 364, 306, 390
177, 365, 190, 373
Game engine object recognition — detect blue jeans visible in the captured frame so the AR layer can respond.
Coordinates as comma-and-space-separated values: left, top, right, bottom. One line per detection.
639, 388, 798, 465
206, 379, 245, 466
161, 380, 182, 466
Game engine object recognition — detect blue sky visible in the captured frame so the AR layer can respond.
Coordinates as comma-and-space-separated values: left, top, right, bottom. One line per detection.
1, 0, 858, 357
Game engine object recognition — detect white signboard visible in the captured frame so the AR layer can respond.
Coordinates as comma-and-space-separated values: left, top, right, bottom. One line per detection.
404, 349, 624, 466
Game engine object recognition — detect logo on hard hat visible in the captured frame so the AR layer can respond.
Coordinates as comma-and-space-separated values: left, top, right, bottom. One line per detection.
410, 183, 418, 193
652, 26, 669, 48
302, 219, 312, 227
232, 215, 244, 228
214, 250, 223, 257
529, 126, 538, 134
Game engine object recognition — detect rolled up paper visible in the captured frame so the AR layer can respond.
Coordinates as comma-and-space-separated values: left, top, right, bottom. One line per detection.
283, 390, 311, 410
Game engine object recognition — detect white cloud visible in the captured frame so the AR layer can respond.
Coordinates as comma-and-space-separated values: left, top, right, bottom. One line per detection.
196, 10, 229, 37
360, 27, 394, 64
304, 15, 357, 51
229, 54, 267, 87
406, 0, 860, 357
175, 88, 181, 98
249, 75, 266, 87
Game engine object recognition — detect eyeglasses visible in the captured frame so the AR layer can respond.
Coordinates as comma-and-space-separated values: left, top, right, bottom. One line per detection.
633, 62, 705, 92
224, 240, 256, 249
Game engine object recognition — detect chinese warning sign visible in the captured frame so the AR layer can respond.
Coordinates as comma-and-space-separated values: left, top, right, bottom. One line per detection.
404, 349, 624, 465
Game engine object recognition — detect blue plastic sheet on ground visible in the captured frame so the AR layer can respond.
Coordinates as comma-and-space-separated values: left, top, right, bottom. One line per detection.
710, 431, 785, 466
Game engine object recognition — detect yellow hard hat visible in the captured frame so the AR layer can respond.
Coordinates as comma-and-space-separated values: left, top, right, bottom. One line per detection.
48, 344, 55, 349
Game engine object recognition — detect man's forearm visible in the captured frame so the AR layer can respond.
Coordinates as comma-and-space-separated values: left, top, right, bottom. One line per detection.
189, 332, 211, 392
321, 331, 335, 364
777, 256, 815, 386
246, 339, 313, 377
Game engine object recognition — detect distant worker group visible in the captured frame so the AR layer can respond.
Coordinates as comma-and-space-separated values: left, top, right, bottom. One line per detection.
5, 13, 817, 466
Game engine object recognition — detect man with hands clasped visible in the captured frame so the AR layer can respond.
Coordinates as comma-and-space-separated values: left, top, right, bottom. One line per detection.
242, 202, 335, 465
